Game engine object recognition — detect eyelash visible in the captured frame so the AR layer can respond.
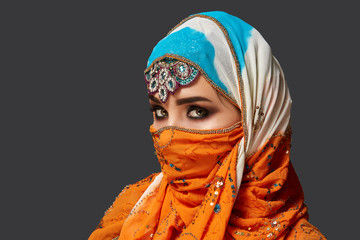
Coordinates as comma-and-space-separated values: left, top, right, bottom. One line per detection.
150, 106, 168, 120
150, 105, 210, 120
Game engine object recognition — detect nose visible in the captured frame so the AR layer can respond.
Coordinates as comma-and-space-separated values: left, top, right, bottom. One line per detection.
166, 114, 181, 127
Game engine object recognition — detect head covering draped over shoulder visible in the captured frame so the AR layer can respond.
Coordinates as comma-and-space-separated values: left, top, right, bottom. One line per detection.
145, 11, 291, 192
89, 11, 326, 240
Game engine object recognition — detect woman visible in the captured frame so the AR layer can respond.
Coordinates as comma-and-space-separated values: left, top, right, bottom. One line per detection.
89, 11, 326, 239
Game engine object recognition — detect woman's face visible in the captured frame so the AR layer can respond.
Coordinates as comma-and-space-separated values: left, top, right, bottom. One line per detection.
149, 75, 242, 130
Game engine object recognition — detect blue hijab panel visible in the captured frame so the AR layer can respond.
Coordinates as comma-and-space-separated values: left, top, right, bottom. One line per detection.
146, 11, 253, 96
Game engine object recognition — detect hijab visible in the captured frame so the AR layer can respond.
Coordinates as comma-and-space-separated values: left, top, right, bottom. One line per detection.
89, 11, 326, 240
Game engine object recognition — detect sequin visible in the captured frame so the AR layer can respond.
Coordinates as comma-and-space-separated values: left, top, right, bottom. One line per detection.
145, 57, 200, 102
214, 204, 221, 213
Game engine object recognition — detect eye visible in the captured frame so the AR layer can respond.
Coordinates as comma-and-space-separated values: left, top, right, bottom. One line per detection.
187, 106, 209, 119
151, 106, 168, 119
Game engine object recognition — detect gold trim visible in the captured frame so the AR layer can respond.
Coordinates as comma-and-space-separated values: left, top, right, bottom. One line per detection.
166, 14, 249, 149
152, 121, 242, 135
144, 54, 238, 107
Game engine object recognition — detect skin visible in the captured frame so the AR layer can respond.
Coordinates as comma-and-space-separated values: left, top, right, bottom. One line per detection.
149, 74, 242, 130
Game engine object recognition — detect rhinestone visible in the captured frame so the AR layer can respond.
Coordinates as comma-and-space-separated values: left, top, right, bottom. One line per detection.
214, 204, 221, 213
166, 77, 177, 92
158, 85, 168, 102
148, 78, 158, 93
179, 65, 185, 72
158, 68, 168, 84
145, 58, 199, 102
176, 63, 189, 79
145, 72, 151, 82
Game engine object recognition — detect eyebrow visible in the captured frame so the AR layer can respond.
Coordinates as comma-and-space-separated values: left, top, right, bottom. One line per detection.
176, 96, 212, 105
148, 95, 212, 105
148, 95, 161, 104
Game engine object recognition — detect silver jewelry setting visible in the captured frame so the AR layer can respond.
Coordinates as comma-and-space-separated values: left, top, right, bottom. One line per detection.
145, 57, 200, 103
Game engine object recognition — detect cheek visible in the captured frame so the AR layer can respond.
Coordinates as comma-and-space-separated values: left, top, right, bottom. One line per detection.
152, 117, 166, 130
205, 109, 241, 129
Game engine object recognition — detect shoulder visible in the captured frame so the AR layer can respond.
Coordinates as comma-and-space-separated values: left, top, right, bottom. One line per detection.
88, 173, 160, 240
285, 218, 327, 240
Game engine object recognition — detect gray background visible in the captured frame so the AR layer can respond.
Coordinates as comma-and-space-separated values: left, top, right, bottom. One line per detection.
2, 1, 359, 239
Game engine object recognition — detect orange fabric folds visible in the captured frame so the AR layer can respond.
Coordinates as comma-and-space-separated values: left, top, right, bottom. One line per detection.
118, 123, 244, 239
89, 123, 325, 239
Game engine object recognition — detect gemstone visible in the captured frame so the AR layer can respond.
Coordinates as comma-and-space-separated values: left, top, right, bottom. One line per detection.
149, 78, 158, 93
151, 80, 157, 88
145, 72, 151, 81
214, 204, 221, 213
158, 85, 167, 102
166, 77, 177, 92
179, 65, 185, 72
161, 71, 166, 79
145, 58, 199, 102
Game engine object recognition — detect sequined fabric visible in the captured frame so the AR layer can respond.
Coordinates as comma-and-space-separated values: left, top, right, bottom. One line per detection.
89, 10, 326, 240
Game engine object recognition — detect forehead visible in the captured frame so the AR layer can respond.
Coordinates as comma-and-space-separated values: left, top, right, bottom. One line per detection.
148, 75, 220, 102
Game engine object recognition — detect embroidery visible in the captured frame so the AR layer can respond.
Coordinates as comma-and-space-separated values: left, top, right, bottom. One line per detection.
169, 14, 248, 148
145, 57, 200, 103
153, 121, 242, 135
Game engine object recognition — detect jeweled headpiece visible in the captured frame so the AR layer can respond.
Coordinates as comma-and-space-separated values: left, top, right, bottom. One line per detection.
144, 57, 200, 103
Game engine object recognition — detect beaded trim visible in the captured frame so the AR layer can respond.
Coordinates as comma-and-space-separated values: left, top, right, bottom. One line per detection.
145, 57, 200, 103
168, 14, 249, 149
152, 121, 242, 135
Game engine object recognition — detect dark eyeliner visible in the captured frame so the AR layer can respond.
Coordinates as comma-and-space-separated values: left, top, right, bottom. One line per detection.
150, 105, 168, 120
187, 105, 209, 119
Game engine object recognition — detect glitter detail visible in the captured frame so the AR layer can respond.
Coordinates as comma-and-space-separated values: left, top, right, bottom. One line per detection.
145, 57, 200, 102
214, 204, 221, 213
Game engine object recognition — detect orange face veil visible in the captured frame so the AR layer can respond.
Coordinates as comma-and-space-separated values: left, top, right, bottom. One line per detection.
118, 124, 244, 239
89, 11, 326, 240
